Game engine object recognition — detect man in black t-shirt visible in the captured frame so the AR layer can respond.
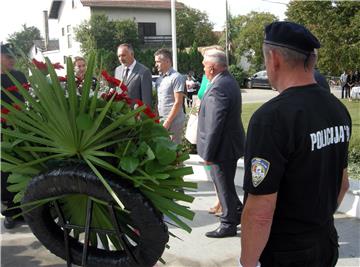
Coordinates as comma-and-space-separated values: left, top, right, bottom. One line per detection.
240, 22, 351, 267
1, 43, 27, 229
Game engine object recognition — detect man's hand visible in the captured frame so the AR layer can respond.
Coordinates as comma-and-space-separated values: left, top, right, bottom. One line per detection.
204, 160, 213, 165
163, 120, 171, 130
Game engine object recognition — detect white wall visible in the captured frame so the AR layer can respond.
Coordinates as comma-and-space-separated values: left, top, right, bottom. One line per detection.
93, 7, 171, 35
56, 0, 91, 61
50, 1, 172, 63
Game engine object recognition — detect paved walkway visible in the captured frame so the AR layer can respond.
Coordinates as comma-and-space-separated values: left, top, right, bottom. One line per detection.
1, 180, 359, 267
240, 86, 342, 104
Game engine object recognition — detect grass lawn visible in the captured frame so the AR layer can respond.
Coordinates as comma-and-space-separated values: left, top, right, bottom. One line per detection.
340, 100, 360, 151
242, 100, 360, 179
242, 100, 359, 151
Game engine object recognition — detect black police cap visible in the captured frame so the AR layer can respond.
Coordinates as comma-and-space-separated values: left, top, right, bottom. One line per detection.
264, 21, 320, 54
1, 43, 16, 57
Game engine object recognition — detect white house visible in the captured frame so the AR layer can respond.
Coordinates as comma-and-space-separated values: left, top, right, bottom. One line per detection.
44, 0, 183, 64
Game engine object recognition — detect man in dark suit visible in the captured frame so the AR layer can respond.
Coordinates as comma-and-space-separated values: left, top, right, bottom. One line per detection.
114, 43, 152, 107
197, 49, 245, 238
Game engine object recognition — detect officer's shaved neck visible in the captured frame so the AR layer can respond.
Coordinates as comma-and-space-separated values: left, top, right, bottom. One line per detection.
265, 47, 316, 93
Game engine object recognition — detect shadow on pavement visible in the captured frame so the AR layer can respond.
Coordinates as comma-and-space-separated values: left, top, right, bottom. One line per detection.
1, 243, 65, 267
335, 215, 360, 260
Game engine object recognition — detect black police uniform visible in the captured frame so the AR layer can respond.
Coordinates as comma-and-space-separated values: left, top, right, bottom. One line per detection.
1, 70, 27, 221
1, 70, 27, 103
243, 84, 351, 266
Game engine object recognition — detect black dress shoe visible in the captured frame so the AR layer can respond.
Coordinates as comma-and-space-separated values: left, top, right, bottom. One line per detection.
205, 225, 237, 238
4, 216, 16, 229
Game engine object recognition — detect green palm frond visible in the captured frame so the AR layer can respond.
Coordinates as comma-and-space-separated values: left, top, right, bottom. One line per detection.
1, 53, 196, 237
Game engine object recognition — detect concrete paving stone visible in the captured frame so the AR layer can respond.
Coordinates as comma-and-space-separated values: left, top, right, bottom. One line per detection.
1, 180, 359, 266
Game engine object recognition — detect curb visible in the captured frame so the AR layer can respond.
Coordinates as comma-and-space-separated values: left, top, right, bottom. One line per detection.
185, 154, 360, 219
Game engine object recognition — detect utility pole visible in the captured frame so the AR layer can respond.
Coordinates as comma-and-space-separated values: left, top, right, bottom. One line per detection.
225, 0, 229, 65
171, 0, 178, 70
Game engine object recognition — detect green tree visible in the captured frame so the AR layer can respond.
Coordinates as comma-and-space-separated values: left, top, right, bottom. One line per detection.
176, 42, 203, 77
7, 24, 41, 55
286, 0, 360, 75
228, 12, 277, 73
176, 6, 218, 49
136, 48, 157, 74
74, 13, 139, 72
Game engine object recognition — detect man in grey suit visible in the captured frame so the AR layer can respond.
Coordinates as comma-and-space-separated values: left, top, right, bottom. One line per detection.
197, 49, 245, 238
114, 43, 152, 107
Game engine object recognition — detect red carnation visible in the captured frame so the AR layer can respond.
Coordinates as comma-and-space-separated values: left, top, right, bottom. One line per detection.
143, 105, 156, 119
52, 62, 64, 70
101, 70, 128, 92
22, 83, 30, 90
32, 58, 47, 70
1, 107, 10, 123
5, 83, 30, 92
5, 85, 18, 92
1, 107, 10, 115
32, 59, 64, 71
12, 104, 21, 110
134, 99, 144, 107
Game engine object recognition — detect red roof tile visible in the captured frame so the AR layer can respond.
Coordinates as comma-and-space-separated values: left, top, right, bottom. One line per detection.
81, 0, 184, 9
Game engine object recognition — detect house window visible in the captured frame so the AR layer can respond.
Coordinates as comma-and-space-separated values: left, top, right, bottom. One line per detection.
67, 25, 72, 48
62, 28, 65, 36
72, 0, 75, 8
67, 35, 73, 48
138, 23, 156, 37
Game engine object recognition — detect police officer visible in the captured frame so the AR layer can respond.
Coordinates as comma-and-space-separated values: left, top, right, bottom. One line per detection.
1, 43, 27, 229
240, 22, 351, 267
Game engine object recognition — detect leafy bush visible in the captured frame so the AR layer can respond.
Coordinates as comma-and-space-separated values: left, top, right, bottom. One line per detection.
74, 14, 139, 72
348, 145, 360, 180
229, 64, 247, 88
136, 48, 157, 73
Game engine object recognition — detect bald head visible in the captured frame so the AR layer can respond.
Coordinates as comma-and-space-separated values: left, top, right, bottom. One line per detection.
117, 43, 135, 66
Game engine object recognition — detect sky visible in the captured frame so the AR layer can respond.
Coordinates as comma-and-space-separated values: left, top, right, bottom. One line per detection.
178, 0, 289, 30
0, 0, 289, 42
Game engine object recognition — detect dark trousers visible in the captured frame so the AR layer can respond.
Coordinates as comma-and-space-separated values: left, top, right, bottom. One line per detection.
260, 223, 339, 267
210, 160, 242, 226
1, 171, 21, 217
186, 91, 195, 107
342, 85, 350, 99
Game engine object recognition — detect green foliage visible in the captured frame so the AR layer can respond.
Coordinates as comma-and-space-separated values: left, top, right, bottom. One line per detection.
74, 13, 139, 72
177, 42, 204, 76
342, 100, 360, 179
7, 24, 42, 75
176, 6, 219, 50
348, 147, 360, 180
226, 12, 277, 73
97, 48, 118, 74
7, 24, 41, 55
286, 1, 360, 75
229, 65, 246, 88
187, 42, 204, 76
136, 48, 157, 72
177, 50, 191, 74
73, 5, 220, 74
1, 54, 196, 234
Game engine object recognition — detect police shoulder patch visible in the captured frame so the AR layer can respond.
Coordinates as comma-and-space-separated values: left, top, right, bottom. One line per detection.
251, 157, 270, 187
